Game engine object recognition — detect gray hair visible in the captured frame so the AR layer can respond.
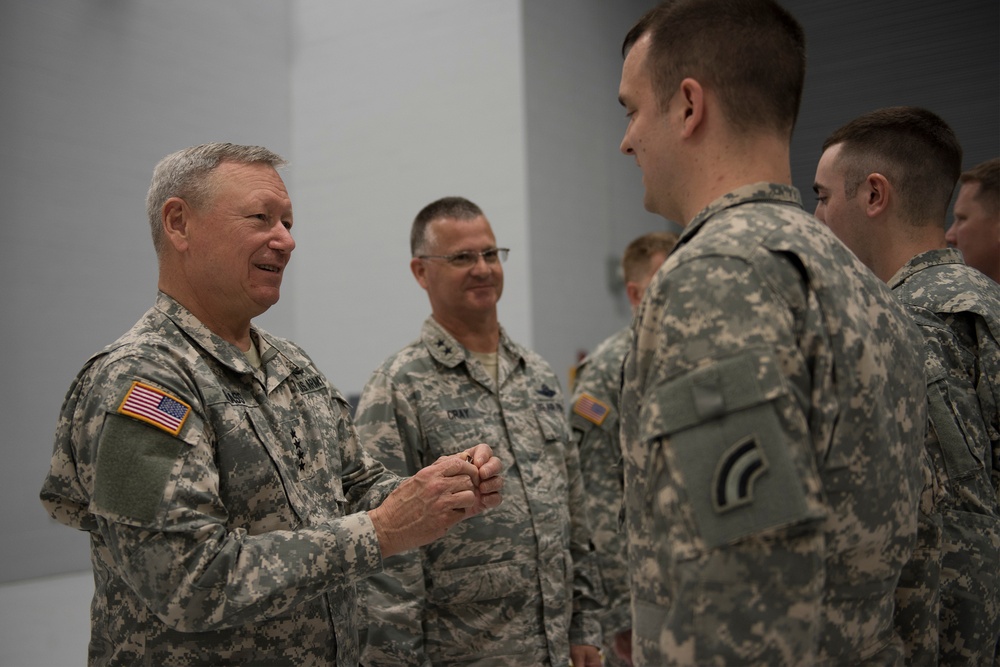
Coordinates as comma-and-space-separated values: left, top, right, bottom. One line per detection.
145, 143, 287, 256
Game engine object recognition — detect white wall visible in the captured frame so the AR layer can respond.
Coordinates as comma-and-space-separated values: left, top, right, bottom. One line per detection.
290, 0, 533, 397
522, 0, 669, 386
1, 0, 293, 580
4, 0, 997, 585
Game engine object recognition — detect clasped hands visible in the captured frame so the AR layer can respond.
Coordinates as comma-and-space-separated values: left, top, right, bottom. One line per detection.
370, 443, 503, 558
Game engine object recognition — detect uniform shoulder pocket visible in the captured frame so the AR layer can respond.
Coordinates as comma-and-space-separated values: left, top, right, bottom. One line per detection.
640, 348, 822, 549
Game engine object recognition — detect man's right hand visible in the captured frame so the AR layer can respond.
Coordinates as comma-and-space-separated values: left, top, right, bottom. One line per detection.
369, 450, 501, 558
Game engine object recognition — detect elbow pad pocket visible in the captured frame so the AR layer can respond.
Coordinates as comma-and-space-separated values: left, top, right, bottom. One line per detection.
640, 349, 820, 551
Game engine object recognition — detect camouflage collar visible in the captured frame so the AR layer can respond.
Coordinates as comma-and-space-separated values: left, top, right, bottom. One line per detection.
420, 315, 523, 369
887, 247, 965, 290
154, 292, 297, 383
681, 182, 803, 244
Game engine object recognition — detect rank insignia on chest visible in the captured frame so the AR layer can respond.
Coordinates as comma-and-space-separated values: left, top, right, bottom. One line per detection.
118, 381, 191, 436
537, 384, 556, 397
573, 393, 609, 426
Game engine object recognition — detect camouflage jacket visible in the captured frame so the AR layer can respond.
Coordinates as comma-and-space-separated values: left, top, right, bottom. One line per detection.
889, 247, 1000, 664
40, 292, 398, 666
568, 327, 631, 640
355, 316, 602, 667
620, 183, 927, 666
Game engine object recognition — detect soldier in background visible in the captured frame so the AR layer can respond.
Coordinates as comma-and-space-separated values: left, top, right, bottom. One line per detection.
616, 1, 927, 664
355, 196, 603, 667
569, 231, 677, 667
814, 106, 1000, 664
39, 144, 502, 667
947, 157, 1000, 283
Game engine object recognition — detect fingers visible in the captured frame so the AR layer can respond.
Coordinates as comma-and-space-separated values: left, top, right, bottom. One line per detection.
477, 454, 502, 481
478, 473, 503, 496
433, 453, 482, 483
478, 489, 503, 510
465, 442, 493, 467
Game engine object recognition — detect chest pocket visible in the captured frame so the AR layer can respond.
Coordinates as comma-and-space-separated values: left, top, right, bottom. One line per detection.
423, 398, 505, 461
640, 348, 821, 557
211, 380, 346, 532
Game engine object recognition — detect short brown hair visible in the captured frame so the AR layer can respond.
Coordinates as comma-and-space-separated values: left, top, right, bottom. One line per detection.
959, 158, 1000, 216
622, 231, 678, 283
822, 106, 962, 225
410, 196, 484, 256
623, 0, 805, 137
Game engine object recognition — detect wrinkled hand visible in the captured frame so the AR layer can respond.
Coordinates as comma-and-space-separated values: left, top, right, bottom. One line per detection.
369, 444, 503, 558
461, 442, 503, 517
571, 644, 602, 667
369, 454, 481, 558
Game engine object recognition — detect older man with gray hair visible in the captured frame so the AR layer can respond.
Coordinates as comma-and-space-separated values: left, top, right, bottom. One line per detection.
40, 143, 502, 666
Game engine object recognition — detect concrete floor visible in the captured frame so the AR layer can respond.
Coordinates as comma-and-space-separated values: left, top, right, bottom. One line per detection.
0, 571, 91, 666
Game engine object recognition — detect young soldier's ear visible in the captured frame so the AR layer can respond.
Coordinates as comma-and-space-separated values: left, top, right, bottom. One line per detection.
864, 174, 891, 218
678, 77, 705, 138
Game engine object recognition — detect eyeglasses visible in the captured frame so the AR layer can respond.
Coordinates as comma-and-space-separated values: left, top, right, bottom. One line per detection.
417, 247, 509, 268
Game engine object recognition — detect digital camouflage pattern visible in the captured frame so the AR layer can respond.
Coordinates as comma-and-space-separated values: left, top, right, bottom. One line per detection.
619, 183, 928, 666
355, 316, 603, 667
888, 247, 1000, 665
40, 292, 399, 666
569, 327, 631, 667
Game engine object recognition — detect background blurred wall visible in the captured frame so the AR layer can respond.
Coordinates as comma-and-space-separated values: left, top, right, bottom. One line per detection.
2, 0, 996, 583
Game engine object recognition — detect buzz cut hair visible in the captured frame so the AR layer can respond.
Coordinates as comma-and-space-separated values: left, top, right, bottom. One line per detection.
822, 106, 962, 226
959, 158, 999, 216
410, 196, 484, 256
623, 0, 806, 138
622, 231, 679, 283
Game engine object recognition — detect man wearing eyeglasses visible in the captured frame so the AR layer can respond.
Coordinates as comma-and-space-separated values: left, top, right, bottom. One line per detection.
355, 196, 604, 667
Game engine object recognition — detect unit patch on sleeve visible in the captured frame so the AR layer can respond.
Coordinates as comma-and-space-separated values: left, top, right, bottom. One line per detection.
573, 393, 610, 426
118, 381, 191, 436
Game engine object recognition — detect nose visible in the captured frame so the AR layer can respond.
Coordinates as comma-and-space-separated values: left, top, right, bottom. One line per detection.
620, 134, 634, 156
469, 253, 494, 276
944, 224, 957, 245
270, 223, 296, 254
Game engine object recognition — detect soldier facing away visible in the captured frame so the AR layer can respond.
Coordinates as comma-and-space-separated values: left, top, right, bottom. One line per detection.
616, 2, 927, 664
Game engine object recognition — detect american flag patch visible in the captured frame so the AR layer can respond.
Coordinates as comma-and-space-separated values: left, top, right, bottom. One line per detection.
118, 382, 191, 436
573, 393, 610, 426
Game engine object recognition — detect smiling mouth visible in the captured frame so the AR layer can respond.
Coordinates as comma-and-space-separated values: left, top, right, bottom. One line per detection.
256, 264, 282, 273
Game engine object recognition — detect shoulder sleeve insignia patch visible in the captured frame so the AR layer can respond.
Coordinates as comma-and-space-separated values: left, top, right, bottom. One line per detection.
712, 435, 769, 513
118, 381, 192, 436
573, 392, 610, 426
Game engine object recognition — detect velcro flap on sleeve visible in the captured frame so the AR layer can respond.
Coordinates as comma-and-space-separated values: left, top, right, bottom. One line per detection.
640, 349, 818, 549
93, 412, 188, 526
640, 349, 787, 439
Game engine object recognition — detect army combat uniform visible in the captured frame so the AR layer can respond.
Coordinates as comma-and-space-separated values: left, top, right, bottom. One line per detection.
568, 327, 631, 667
620, 183, 927, 665
355, 316, 602, 666
40, 292, 398, 666
889, 247, 1000, 664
